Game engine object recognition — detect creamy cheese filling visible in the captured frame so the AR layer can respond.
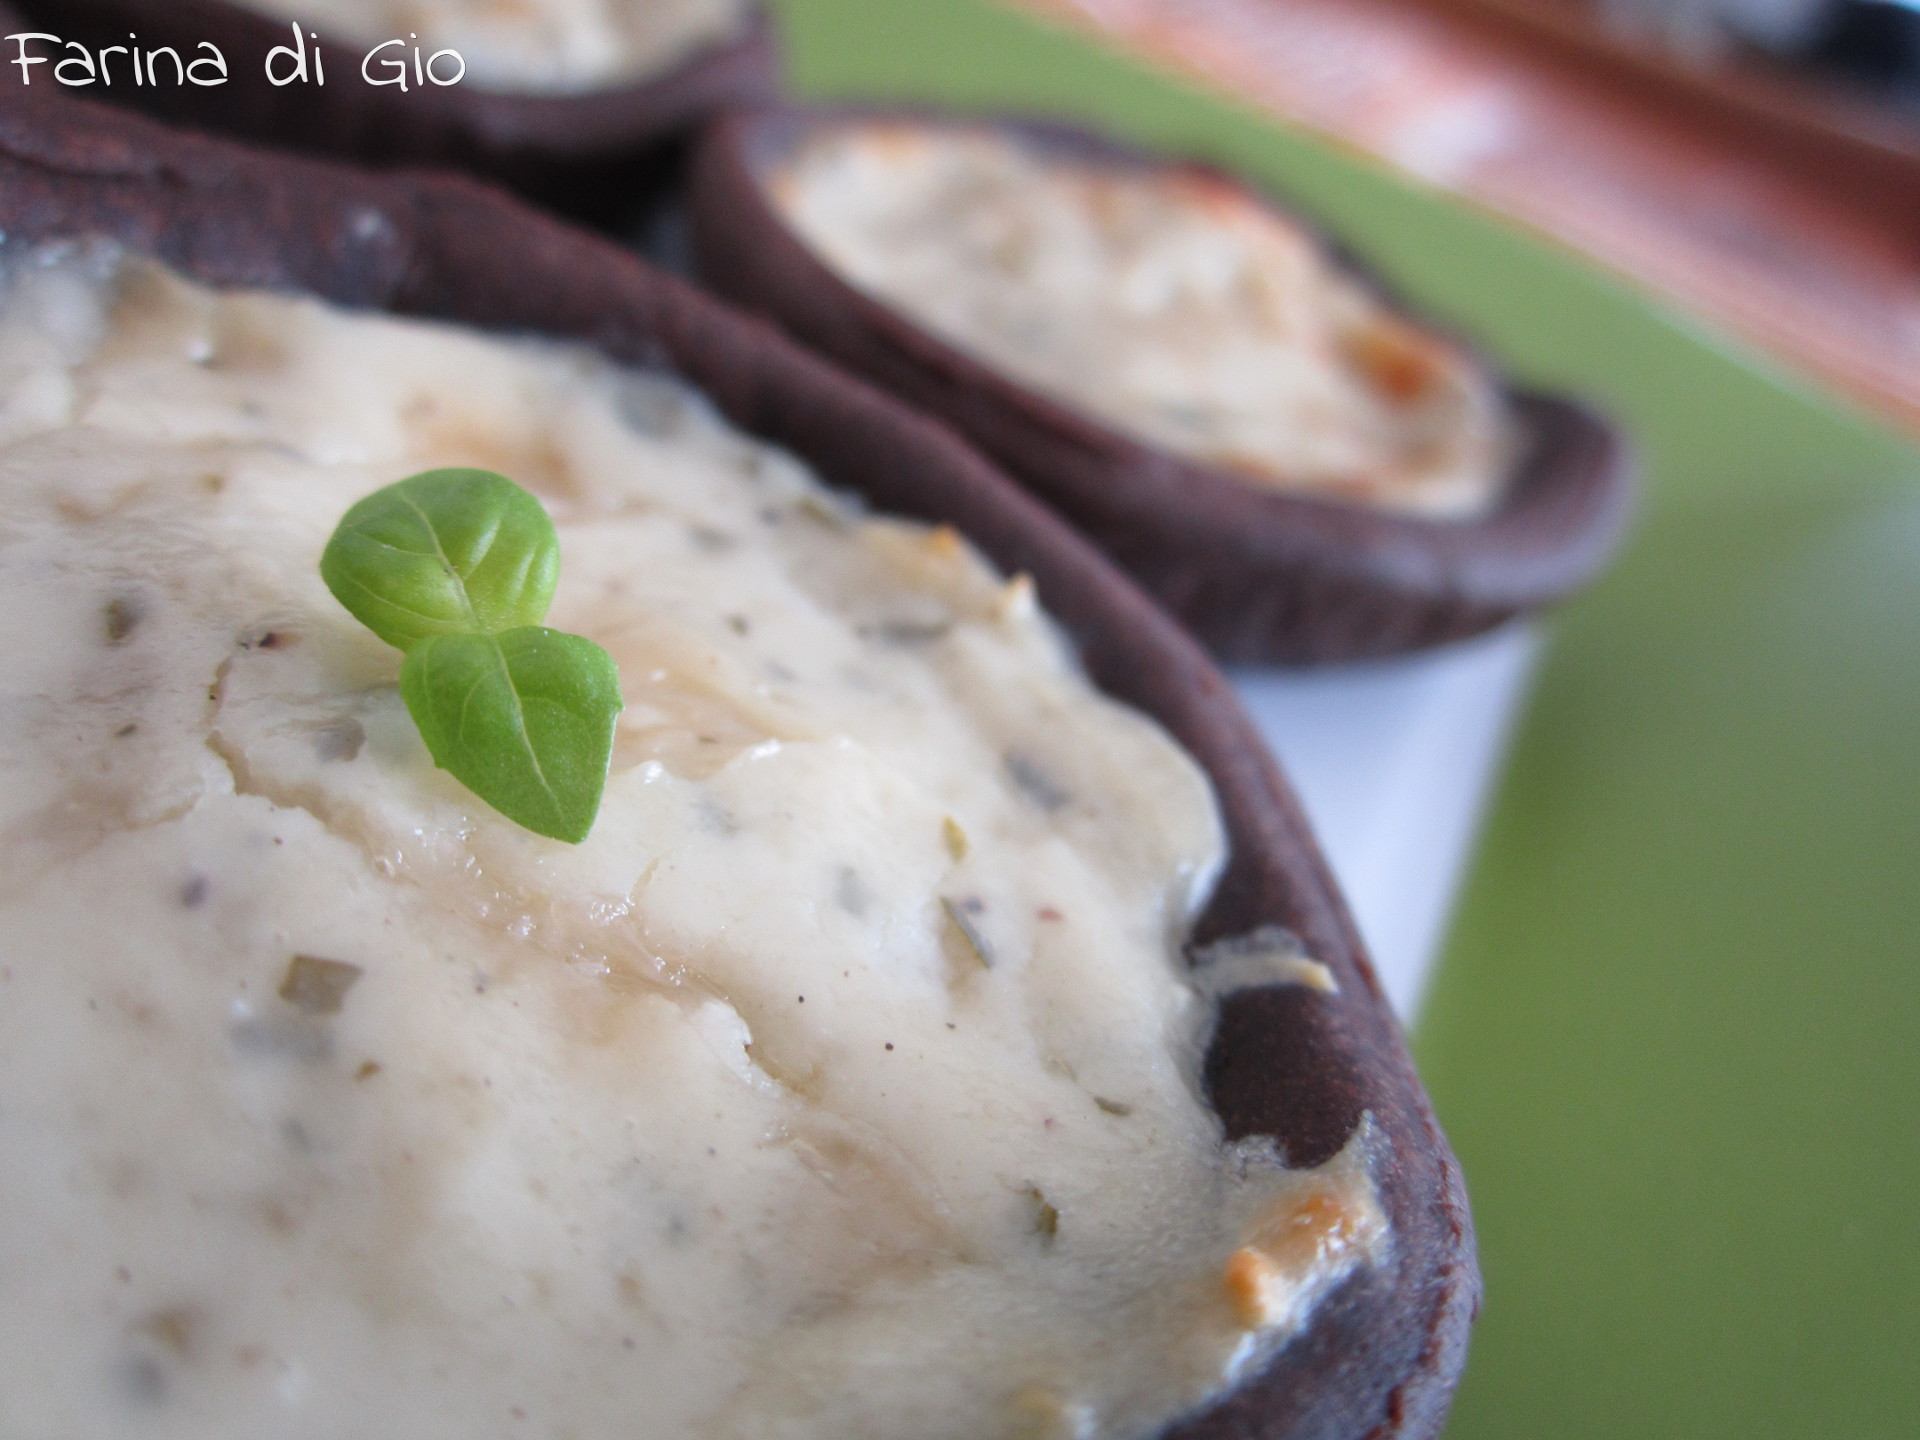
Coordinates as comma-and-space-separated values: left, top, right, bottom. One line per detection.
234, 0, 751, 92
0, 242, 1385, 1440
773, 125, 1515, 520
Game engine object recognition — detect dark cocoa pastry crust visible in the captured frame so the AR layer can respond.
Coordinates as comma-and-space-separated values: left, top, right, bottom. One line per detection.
0, 87, 1479, 1439
687, 104, 1635, 665
8, 0, 781, 225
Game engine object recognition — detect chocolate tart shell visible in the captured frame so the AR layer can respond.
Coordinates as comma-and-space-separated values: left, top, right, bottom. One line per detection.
9, 0, 782, 225
0, 87, 1479, 1439
687, 104, 1635, 665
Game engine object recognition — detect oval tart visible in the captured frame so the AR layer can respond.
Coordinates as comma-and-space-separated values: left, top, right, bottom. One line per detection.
688, 104, 1634, 664
7, 0, 782, 225
0, 85, 1478, 1438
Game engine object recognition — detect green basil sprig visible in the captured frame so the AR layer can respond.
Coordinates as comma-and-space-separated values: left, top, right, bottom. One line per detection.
321, 469, 621, 843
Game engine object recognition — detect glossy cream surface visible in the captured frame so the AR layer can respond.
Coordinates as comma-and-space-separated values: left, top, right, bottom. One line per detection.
0, 244, 1385, 1440
236, 0, 751, 91
774, 125, 1515, 520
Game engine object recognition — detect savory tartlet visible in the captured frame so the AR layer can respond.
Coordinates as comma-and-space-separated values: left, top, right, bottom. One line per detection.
7, 0, 781, 223
0, 87, 1478, 1438
235, 0, 755, 94
688, 107, 1633, 663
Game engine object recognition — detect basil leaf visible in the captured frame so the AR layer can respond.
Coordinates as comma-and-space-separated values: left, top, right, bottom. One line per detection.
400, 627, 623, 844
321, 469, 622, 843
321, 468, 560, 650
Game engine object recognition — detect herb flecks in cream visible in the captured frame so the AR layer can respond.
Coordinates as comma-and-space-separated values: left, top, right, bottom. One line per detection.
0, 244, 1383, 1440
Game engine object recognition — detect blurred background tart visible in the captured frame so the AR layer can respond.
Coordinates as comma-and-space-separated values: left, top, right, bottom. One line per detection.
689, 106, 1633, 664
9, 0, 783, 225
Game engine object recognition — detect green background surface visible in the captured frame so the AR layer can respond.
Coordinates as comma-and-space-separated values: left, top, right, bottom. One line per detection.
767, 2, 1920, 1435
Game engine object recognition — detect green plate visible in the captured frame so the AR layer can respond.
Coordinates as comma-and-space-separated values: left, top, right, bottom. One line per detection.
768, 2, 1920, 1435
